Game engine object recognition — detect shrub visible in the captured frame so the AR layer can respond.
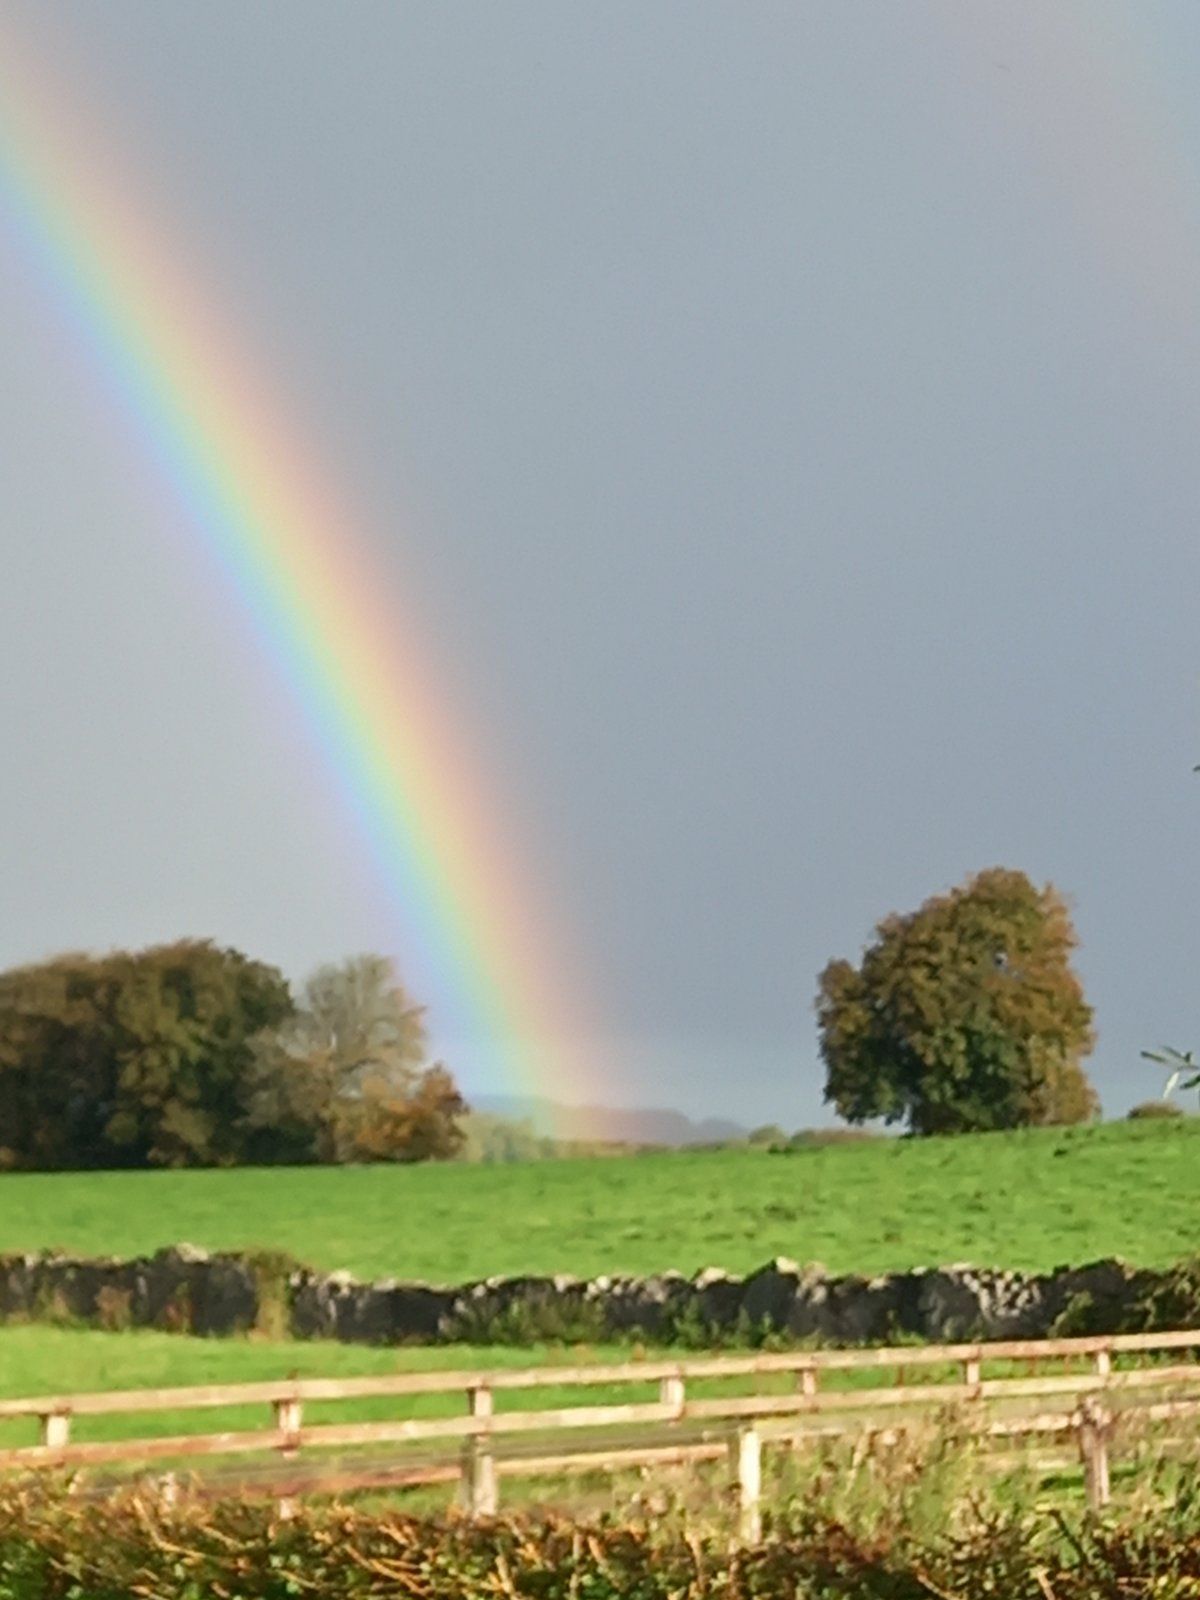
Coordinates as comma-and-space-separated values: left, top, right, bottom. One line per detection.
1128, 1099, 1185, 1120
746, 1124, 788, 1147
2, 1483, 1200, 1599
786, 1127, 881, 1150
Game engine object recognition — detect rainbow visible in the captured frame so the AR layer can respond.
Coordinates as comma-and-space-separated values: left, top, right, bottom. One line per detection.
0, 35, 589, 1104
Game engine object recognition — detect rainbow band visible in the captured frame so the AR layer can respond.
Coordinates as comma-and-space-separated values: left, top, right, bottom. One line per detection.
0, 37, 585, 1100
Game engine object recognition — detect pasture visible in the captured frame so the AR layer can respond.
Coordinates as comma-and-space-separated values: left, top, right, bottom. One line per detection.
0, 1117, 1196, 1281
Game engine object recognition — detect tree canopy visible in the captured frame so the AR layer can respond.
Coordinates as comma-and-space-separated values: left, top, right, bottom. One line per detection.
244, 953, 466, 1164
0, 944, 467, 1169
0, 941, 293, 1169
817, 868, 1097, 1136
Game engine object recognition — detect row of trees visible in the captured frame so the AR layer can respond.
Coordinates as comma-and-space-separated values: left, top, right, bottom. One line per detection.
0, 944, 465, 1170
0, 864, 1115, 1166
817, 867, 1099, 1135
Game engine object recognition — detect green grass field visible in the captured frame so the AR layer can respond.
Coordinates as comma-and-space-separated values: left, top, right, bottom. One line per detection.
1, 1117, 1197, 1282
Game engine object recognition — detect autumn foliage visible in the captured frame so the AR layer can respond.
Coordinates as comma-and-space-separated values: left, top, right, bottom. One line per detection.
1, 1486, 1199, 1599
817, 868, 1097, 1136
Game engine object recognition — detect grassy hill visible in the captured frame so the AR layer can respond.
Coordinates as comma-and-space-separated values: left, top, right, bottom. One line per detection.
0, 1117, 1196, 1283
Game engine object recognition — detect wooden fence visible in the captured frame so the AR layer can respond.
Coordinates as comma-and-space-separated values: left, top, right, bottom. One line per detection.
4, 1329, 1200, 1536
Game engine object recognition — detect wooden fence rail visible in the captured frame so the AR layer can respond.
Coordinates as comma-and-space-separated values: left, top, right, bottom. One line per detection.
3, 1328, 1200, 1522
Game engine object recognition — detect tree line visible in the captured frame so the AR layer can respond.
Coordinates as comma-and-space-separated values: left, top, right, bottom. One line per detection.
0, 862, 1112, 1171
0, 944, 464, 1170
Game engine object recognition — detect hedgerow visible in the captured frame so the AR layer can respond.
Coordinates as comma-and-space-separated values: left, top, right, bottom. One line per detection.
0, 1483, 1200, 1599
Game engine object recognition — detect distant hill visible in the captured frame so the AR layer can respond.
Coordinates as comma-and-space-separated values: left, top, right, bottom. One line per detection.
469, 1094, 746, 1148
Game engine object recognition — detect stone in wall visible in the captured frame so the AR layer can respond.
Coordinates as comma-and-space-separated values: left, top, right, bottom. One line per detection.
583, 1272, 692, 1337
120, 1246, 258, 1336
740, 1257, 800, 1331
291, 1270, 456, 1344
825, 1271, 921, 1343
690, 1266, 745, 1332
1036, 1258, 1151, 1335
913, 1265, 1048, 1341
0, 1246, 260, 1337
444, 1275, 588, 1341
0, 1254, 39, 1320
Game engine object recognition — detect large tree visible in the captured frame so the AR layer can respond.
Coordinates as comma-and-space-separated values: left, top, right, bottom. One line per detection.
244, 954, 466, 1164
817, 868, 1097, 1136
0, 942, 293, 1169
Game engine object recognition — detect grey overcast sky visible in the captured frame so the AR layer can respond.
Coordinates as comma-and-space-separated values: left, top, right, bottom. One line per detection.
1, 2, 1198, 1127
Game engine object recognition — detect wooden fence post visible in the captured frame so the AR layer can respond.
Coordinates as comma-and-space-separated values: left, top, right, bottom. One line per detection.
728, 1425, 761, 1544
1078, 1397, 1110, 1509
797, 1366, 818, 1399
660, 1374, 685, 1414
1094, 1347, 1112, 1379
461, 1385, 497, 1518
271, 1397, 303, 1516
273, 1397, 303, 1458
39, 1412, 70, 1451
962, 1356, 981, 1390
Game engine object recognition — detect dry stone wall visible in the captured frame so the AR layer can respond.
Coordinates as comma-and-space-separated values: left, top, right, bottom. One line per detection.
0, 1246, 1193, 1345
